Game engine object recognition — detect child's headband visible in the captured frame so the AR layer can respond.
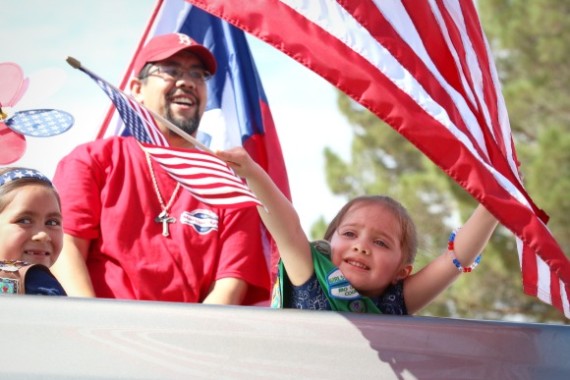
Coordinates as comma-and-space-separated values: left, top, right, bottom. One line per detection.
0, 169, 52, 187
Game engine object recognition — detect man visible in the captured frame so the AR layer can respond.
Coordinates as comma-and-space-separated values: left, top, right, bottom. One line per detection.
51, 33, 270, 305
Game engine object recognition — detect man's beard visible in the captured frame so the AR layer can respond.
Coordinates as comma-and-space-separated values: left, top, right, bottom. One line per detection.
165, 103, 201, 136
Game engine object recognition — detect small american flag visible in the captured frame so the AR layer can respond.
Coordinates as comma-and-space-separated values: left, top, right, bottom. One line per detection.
72, 60, 261, 209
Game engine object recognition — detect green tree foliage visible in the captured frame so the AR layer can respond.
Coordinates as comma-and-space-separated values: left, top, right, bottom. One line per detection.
318, 0, 569, 323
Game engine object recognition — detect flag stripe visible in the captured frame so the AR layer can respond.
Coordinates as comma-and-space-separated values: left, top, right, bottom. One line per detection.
520, 238, 538, 297
187, 0, 570, 317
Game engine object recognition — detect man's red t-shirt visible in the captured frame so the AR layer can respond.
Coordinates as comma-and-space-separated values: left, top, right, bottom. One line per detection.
53, 137, 270, 304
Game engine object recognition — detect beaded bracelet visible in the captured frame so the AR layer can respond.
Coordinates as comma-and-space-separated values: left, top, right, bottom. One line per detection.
448, 229, 482, 273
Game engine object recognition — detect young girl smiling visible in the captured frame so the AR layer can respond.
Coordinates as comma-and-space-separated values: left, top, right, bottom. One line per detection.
218, 148, 498, 314
0, 167, 66, 295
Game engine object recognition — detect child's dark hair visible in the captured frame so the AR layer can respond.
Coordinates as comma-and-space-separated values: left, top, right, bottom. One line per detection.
323, 195, 418, 265
0, 167, 61, 212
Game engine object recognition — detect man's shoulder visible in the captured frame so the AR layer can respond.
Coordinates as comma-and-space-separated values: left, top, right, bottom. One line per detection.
55, 136, 141, 182
77, 135, 136, 150
63, 136, 138, 160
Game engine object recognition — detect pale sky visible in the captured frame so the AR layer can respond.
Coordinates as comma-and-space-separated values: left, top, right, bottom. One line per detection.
1, 0, 353, 231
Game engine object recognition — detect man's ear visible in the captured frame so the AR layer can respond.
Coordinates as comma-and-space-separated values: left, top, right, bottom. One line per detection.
393, 264, 413, 284
129, 78, 143, 102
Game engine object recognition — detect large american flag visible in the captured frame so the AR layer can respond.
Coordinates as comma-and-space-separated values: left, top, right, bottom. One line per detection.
184, 0, 570, 317
74, 62, 261, 209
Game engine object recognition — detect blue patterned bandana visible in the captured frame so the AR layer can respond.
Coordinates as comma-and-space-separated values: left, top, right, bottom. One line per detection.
0, 169, 52, 187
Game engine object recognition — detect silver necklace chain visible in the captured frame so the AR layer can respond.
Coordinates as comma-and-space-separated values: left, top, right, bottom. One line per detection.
145, 151, 181, 237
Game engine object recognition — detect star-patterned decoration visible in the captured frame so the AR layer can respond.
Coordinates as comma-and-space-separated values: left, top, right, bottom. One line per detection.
0, 168, 52, 187
6, 109, 74, 137
0, 62, 74, 164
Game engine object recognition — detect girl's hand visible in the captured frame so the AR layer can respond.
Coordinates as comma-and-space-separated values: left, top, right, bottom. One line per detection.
216, 147, 257, 178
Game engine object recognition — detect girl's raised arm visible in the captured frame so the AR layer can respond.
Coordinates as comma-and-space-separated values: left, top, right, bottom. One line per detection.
217, 148, 314, 285
403, 204, 499, 314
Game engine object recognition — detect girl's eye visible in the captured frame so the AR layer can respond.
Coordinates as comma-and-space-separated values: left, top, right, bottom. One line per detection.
375, 240, 389, 248
16, 218, 32, 225
46, 219, 62, 227
341, 230, 356, 238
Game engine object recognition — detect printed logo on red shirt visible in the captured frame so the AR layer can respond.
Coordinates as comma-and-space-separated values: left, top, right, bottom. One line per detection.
180, 209, 219, 234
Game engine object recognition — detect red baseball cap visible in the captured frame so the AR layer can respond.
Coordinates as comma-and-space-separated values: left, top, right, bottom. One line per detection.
133, 33, 217, 76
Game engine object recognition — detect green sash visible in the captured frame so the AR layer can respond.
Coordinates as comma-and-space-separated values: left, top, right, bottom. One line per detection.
271, 241, 382, 313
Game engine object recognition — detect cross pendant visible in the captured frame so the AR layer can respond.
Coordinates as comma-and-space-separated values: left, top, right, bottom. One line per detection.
154, 211, 176, 237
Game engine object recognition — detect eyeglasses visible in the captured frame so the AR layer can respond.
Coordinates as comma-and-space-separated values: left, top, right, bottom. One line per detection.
145, 64, 212, 83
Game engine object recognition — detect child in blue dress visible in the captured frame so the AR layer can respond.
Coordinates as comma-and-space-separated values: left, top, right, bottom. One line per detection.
0, 167, 67, 295
218, 148, 498, 315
